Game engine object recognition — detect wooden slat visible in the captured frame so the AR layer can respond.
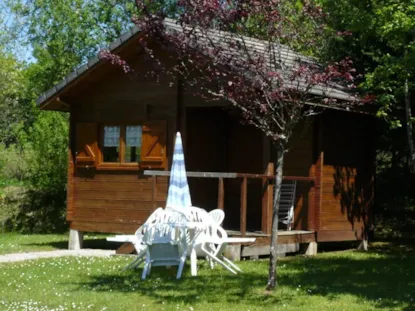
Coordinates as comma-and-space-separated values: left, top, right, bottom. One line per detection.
73, 198, 165, 210
322, 166, 358, 175
73, 207, 150, 219
317, 229, 364, 242
320, 221, 363, 230
75, 173, 169, 183
240, 177, 247, 237
320, 215, 363, 222
217, 177, 224, 210
70, 220, 139, 234
74, 189, 166, 201
74, 180, 168, 191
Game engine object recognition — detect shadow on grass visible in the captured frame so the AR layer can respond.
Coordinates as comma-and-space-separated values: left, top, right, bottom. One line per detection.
78, 244, 415, 310
21, 238, 117, 251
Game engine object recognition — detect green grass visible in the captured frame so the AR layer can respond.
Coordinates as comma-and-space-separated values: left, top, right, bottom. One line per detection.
0, 242, 414, 311
0, 233, 111, 255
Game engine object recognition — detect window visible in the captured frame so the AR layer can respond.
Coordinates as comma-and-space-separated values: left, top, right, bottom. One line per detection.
96, 121, 166, 170
125, 126, 142, 163
101, 125, 143, 166
75, 121, 166, 170
103, 126, 121, 162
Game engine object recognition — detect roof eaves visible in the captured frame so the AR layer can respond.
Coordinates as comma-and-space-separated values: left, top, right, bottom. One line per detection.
36, 24, 141, 107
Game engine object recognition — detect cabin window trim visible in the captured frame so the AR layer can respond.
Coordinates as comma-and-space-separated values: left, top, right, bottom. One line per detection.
95, 121, 167, 171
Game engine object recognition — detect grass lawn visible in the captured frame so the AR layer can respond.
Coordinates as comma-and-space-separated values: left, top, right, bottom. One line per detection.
0, 241, 414, 311
0, 233, 111, 255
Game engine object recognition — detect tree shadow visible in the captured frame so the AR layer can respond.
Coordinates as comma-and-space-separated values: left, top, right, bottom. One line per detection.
20, 237, 116, 250
76, 246, 415, 310
286, 251, 415, 310
333, 165, 373, 235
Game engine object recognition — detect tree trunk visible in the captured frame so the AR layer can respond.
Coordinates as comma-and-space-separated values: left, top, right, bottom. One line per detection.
266, 142, 285, 291
405, 79, 415, 171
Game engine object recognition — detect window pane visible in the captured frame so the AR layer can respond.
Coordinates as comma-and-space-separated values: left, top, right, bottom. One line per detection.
103, 126, 120, 162
125, 125, 142, 163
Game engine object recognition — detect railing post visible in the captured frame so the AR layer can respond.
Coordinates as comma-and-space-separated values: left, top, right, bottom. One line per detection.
240, 177, 247, 237
217, 177, 224, 210
152, 175, 157, 210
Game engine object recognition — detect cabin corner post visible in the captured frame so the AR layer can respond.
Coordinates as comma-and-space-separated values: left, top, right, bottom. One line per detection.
66, 104, 76, 223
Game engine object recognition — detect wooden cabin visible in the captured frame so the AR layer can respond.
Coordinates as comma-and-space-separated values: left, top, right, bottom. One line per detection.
37, 24, 375, 256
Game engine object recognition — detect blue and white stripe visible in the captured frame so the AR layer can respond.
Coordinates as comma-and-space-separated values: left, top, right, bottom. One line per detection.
166, 132, 192, 209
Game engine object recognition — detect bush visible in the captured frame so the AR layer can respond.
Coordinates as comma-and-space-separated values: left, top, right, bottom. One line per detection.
0, 143, 31, 182
0, 111, 69, 233
0, 186, 27, 232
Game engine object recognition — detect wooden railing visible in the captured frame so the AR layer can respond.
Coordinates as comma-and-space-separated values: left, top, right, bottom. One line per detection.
143, 170, 315, 236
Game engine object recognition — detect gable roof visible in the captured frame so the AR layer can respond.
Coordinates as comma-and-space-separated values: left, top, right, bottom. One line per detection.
36, 18, 355, 110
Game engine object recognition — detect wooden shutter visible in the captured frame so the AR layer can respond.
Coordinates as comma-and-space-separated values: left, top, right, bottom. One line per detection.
75, 122, 97, 167
141, 121, 167, 168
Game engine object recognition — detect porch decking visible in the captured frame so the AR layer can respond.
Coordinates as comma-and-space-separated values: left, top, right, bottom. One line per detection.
227, 229, 315, 248
225, 230, 316, 259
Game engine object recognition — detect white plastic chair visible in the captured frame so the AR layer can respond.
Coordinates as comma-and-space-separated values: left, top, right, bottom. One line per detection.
208, 209, 225, 226
199, 220, 255, 274
106, 207, 164, 270
178, 206, 255, 274
141, 209, 190, 280
278, 180, 297, 230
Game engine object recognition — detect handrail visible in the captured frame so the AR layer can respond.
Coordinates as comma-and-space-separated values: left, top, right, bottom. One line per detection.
144, 169, 315, 236
143, 170, 315, 182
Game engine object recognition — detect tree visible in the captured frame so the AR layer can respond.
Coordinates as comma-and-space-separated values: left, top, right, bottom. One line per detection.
8, 0, 138, 92
318, 0, 415, 171
0, 49, 29, 146
0, 0, 142, 232
102, 0, 360, 289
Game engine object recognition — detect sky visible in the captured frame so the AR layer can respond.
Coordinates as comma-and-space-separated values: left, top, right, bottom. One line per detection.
0, 0, 34, 63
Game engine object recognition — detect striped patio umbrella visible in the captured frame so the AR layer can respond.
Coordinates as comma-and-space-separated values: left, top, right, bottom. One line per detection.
166, 132, 192, 209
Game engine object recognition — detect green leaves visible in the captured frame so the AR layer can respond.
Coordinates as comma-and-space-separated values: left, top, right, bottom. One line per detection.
8, 0, 137, 93
319, 0, 415, 125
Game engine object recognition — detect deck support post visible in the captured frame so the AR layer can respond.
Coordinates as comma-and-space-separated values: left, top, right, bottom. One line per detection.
305, 241, 318, 256
68, 229, 83, 250
224, 244, 241, 261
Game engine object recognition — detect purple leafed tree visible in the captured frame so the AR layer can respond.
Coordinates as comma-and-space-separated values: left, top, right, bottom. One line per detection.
101, 0, 360, 290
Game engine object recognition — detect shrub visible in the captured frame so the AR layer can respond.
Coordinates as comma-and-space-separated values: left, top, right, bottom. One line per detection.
0, 111, 69, 233
0, 143, 31, 182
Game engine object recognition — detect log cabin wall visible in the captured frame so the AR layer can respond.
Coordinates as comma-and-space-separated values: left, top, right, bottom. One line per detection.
68, 59, 177, 234
318, 110, 375, 241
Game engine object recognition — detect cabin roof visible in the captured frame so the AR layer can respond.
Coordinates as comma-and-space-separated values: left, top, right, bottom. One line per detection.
36, 18, 355, 110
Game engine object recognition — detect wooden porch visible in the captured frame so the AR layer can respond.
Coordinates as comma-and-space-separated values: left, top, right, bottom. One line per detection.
143, 170, 318, 254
